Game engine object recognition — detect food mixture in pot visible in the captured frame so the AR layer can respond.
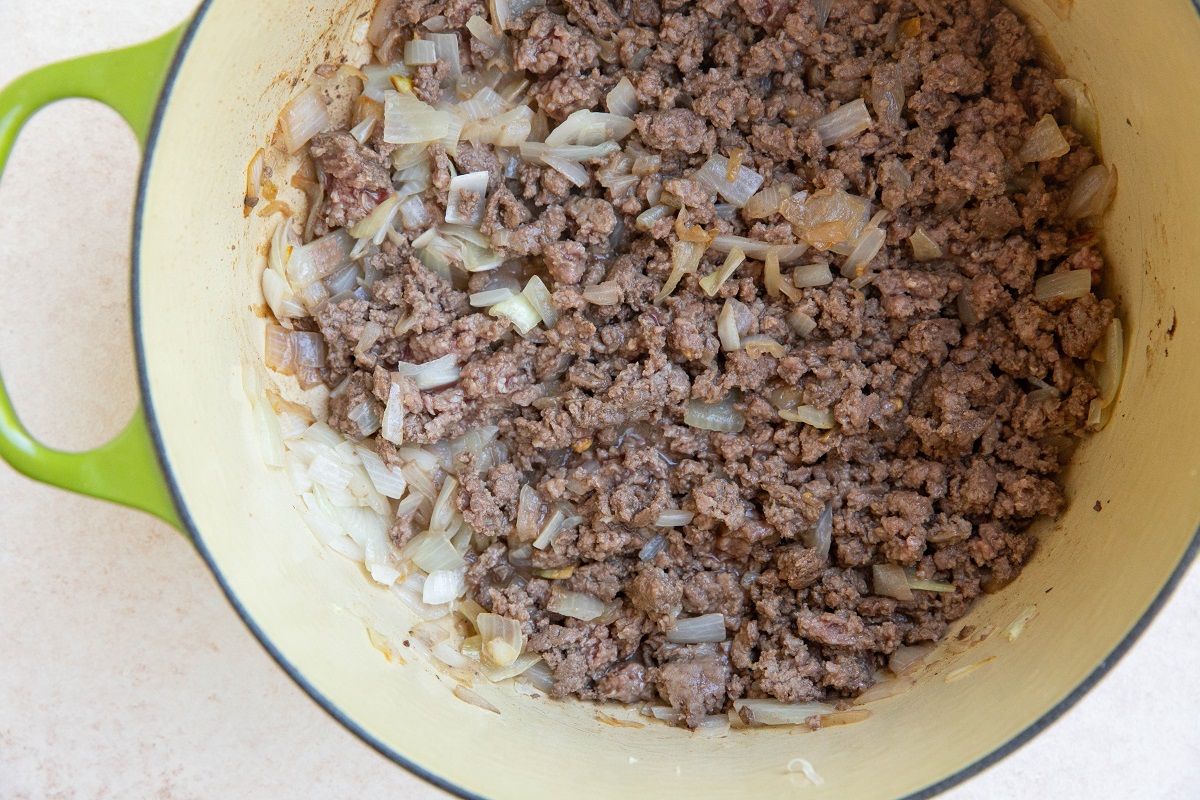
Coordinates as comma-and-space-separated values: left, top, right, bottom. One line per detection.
254, 0, 1122, 728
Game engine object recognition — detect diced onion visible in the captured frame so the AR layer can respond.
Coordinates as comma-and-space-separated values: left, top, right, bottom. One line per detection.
532, 506, 581, 549
397, 354, 461, 390
349, 116, 376, 146
445, 171, 490, 226
464, 105, 534, 147
404, 39, 437, 65
781, 188, 868, 251
458, 86, 506, 122
812, 98, 872, 147
1034, 269, 1092, 304
684, 395, 745, 433
384, 91, 452, 144
287, 229, 354, 288
404, 530, 467, 572
890, 643, 935, 676
582, 281, 621, 305
763, 250, 799, 301
605, 77, 639, 117
466, 15, 503, 50
907, 574, 955, 593
717, 298, 749, 352
654, 240, 705, 302
470, 287, 516, 307
423, 567, 467, 604
522, 276, 558, 328
428, 32, 461, 77
244, 148, 264, 215
547, 589, 607, 621
787, 309, 818, 336
710, 235, 808, 264
489, 293, 542, 335
744, 184, 792, 220
541, 155, 590, 187
734, 699, 834, 726
279, 85, 329, 154
840, 227, 886, 278
793, 263, 834, 288
1020, 114, 1071, 163
698, 246, 746, 296
779, 405, 835, 429
392, 574, 451, 620
264, 324, 294, 374
545, 110, 635, 146
873, 564, 914, 601
742, 335, 785, 358
1054, 78, 1100, 146
519, 141, 620, 163
655, 509, 694, 527
639, 535, 667, 560
477, 613, 526, 667
516, 485, 541, 541
666, 613, 726, 643
479, 652, 542, 683
380, 381, 405, 445
869, 66, 905, 129
1065, 165, 1118, 219
358, 447, 406, 498
430, 475, 459, 532
349, 194, 400, 240
909, 226, 943, 261
695, 154, 764, 207
1095, 318, 1123, 407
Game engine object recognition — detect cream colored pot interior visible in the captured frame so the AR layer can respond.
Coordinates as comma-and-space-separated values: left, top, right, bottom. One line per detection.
137, 1, 1200, 797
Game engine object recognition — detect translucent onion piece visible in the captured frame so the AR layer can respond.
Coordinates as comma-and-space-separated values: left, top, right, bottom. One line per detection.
717, 299, 746, 352
309, 452, 354, 491
547, 589, 607, 621
430, 475, 459, 533
396, 354, 461, 390
522, 276, 558, 328
532, 507, 567, 549
873, 564, 914, 601
516, 485, 541, 542
1065, 164, 1118, 219
813, 99, 873, 147
244, 148, 264, 215
793, 262, 834, 288
582, 281, 621, 305
279, 85, 329, 154
909, 226, 943, 261
541, 155, 590, 187
477, 613, 526, 667
445, 171, 490, 226
287, 229, 354, 288
639, 535, 667, 561
392, 574, 452, 620
699, 246, 746, 296
1034, 269, 1092, 304
666, 613, 726, 643
695, 153, 764, 207
787, 309, 818, 337
428, 32, 462, 77
358, 447, 406, 498
908, 576, 956, 592
654, 240, 706, 302
264, 324, 294, 374
744, 184, 792, 219
423, 567, 468, 605
362, 63, 412, 102
346, 399, 381, 437
396, 195, 430, 231
545, 110, 635, 147
711, 235, 809, 265
869, 65, 905, 129
519, 141, 620, 163
742, 335, 785, 359
812, 0, 833, 28
348, 116, 376, 146
684, 395, 746, 433
840, 228, 886, 278
889, 643, 935, 676
384, 91, 452, 144
763, 250, 790, 299
854, 675, 916, 705
605, 77, 639, 117
1055, 78, 1100, 146
801, 504, 833, 559
349, 194, 400, 240
779, 405, 835, 429
1095, 318, 1124, 407
453, 685, 500, 714
655, 509, 695, 527
733, 699, 834, 726
466, 15, 503, 50
404, 530, 467, 572
1020, 114, 1071, 163
404, 38, 438, 65
489, 293, 542, 335
380, 381, 405, 445
470, 287, 516, 307
458, 86, 506, 122
253, 399, 286, 468
441, 113, 465, 157
782, 188, 868, 251
1004, 605, 1040, 642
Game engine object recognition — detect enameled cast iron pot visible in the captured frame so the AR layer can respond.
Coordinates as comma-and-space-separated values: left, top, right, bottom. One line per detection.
2, 2, 1199, 797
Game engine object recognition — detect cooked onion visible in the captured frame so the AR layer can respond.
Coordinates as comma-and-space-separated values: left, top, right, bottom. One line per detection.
470, 287, 515, 307
546, 110, 635, 147
812, 99, 872, 147
384, 91, 453, 144
477, 612, 526, 667
655, 240, 706, 302
781, 188, 868, 251
763, 250, 799, 301
404, 530, 467, 572
699, 246, 746, 296
404, 38, 437, 65
696, 153, 764, 207
1054, 78, 1100, 146
1003, 605, 1039, 642
445, 171, 490, 226
1019, 114, 1070, 162
742, 335, 785, 359
744, 184, 792, 220
428, 32, 461, 77
802, 504, 833, 558
889, 643, 935, 676
490, 292, 542, 335
639, 535, 667, 560
869, 65, 905, 129
786, 309, 818, 337
717, 298, 750, 352
684, 395, 745, 433
516, 485, 541, 542
522, 275, 558, 328
465, 15, 503, 50
279, 85, 329, 154
734, 699, 833, 726
423, 567, 467, 604
666, 613, 726, 643
793, 262, 834, 288
287, 229, 354, 289
541, 155, 590, 187
396, 354, 461, 389
840, 227, 886, 278
909, 226, 943, 261
1034, 269, 1092, 303
1095, 318, 1123, 407
605, 77, 639, 117
1065, 164, 1117, 219
583, 281, 621, 305
710, 235, 808, 264
779, 405, 835, 429
873, 564, 914, 601
547, 589, 606, 621
520, 141, 621, 162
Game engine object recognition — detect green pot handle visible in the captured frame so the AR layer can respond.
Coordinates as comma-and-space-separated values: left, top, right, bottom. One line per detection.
0, 25, 189, 529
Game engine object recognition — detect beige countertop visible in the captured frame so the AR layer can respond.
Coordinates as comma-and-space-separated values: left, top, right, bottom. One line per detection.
1, 2, 1197, 798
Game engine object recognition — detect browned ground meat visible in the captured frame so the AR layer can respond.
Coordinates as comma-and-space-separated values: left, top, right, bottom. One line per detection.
286, 0, 1115, 726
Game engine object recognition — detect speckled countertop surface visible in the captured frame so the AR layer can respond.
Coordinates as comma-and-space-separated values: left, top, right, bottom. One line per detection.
1, 2, 1198, 798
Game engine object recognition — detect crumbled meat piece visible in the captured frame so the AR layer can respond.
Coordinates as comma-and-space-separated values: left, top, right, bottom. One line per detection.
309, 131, 391, 231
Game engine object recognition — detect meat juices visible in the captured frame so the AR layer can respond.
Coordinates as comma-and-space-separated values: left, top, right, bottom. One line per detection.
300, 0, 1116, 727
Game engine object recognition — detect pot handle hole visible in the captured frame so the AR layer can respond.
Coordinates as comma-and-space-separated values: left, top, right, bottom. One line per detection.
0, 25, 190, 530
